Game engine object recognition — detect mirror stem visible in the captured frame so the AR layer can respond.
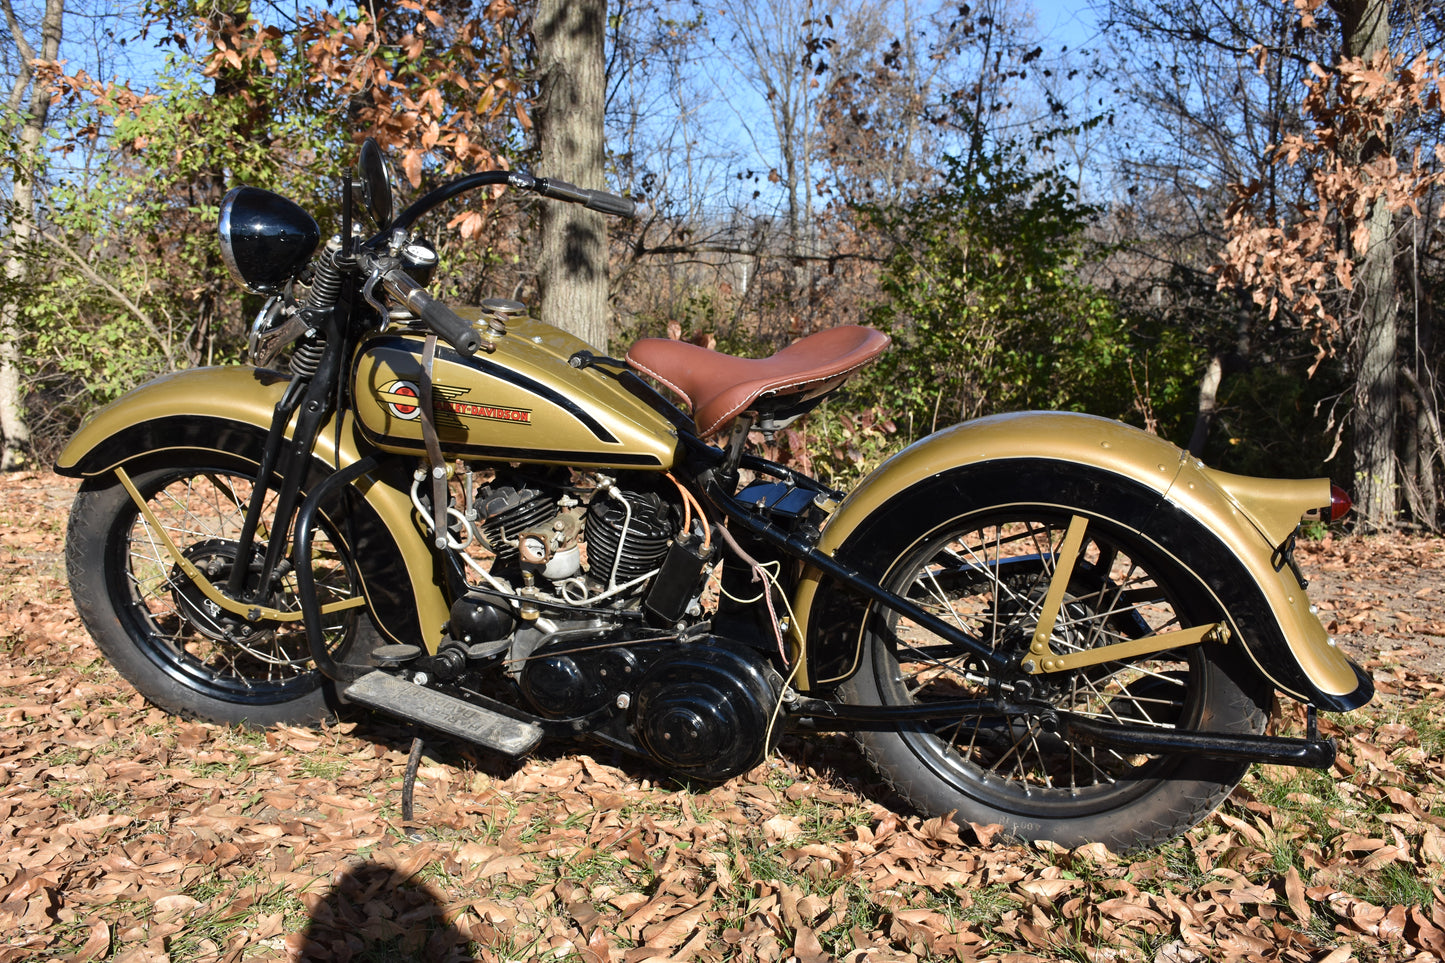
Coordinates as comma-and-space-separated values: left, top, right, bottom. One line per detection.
342, 171, 354, 256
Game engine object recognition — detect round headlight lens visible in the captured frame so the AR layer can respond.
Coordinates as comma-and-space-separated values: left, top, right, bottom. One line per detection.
218, 187, 321, 294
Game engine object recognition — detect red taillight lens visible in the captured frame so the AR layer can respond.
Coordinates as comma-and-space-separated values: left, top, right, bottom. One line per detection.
1327, 484, 1353, 522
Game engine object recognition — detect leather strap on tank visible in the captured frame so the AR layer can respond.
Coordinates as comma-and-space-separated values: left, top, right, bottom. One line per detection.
418, 333, 449, 549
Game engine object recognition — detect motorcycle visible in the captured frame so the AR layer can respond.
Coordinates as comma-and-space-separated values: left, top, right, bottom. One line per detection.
55, 139, 1371, 850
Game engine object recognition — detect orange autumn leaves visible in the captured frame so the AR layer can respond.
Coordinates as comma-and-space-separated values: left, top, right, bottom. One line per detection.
3, 469, 1445, 961
1216, 45, 1445, 363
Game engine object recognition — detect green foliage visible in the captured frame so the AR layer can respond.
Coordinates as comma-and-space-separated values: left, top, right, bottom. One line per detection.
16, 0, 528, 451
751, 399, 899, 491
1203, 356, 1350, 481
0, 105, 30, 191
25, 272, 172, 404
20, 26, 352, 431
857, 147, 1199, 441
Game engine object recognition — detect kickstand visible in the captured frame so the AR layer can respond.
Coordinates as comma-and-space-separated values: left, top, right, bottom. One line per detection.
402, 734, 426, 841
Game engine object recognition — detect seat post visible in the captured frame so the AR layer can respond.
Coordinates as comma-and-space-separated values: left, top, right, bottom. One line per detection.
718, 413, 755, 490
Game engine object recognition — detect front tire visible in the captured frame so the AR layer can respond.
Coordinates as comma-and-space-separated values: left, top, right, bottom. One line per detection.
833, 463, 1272, 850
67, 456, 374, 727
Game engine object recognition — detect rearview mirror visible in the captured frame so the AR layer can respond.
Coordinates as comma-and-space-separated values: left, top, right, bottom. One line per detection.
357, 137, 394, 230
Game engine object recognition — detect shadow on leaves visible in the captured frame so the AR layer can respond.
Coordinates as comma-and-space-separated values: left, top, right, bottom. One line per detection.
290, 858, 470, 962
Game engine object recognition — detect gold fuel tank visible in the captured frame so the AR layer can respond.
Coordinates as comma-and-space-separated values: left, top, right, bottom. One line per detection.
352, 309, 679, 469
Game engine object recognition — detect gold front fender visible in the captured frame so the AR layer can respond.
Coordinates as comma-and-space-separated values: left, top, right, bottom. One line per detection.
56, 366, 450, 651
792, 410, 1369, 709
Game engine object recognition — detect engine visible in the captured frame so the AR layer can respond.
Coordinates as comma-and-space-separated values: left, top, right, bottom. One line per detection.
585, 488, 676, 588
411, 467, 784, 783
472, 472, 684, 593
474, 480, 580, 580
441, 470, 715, 645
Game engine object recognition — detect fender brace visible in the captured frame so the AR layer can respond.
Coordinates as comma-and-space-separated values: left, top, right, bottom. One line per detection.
703, 471, 1216, 679
699, 471, 1004, 673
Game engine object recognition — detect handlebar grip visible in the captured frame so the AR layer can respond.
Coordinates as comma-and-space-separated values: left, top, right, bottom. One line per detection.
584, 190, 639, 218
538, 177, 638, 218
380, 267, 482, 356
418, 298, 482, 357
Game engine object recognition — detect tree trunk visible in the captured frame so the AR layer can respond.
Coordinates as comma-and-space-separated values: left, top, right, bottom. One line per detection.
1402, 365, 1443, 529
1336, 0, 1398, 530
535, 0, 609, 351
1, 0, 64, 469
1417, 400, 1441, 530
1350, 191, 1399, 529
1188, 353, 1225, 457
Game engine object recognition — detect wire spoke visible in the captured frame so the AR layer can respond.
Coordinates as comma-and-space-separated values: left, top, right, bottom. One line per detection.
884, 509, 1210, 801
122, 470, 358, 695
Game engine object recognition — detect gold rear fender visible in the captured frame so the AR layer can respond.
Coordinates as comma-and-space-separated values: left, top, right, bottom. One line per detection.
792, 411, 1369, 710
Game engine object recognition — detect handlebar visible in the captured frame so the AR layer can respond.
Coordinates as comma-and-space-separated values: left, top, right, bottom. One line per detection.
389, 170, 640, 234
532, 177, 640, 218
368, 166, 641, 356
378, 266, 482, 356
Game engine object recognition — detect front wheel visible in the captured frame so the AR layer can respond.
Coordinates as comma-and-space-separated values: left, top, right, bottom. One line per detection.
66, 455, 374, 727
834, 464, 1272, 850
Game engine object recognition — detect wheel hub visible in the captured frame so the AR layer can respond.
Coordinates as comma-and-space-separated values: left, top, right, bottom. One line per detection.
170, 539, 284, 643
994, 588, 1093, 698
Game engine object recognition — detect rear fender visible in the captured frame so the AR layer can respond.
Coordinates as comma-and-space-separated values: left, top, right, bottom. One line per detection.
56, 366, 448, 651
792, 411, 1371, 711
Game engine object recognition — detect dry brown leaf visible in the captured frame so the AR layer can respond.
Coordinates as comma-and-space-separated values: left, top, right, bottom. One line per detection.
1379, 904, 1409, 942
1284, 866, 1311, 925
792, 925, 830, 963
1358, 845, 1408, 870
1410, 906, 1445, 955
69, 917, 111, 962
152, 894, 202, 919
1017, 878, 1080, 905
1095, 898, 1168, 926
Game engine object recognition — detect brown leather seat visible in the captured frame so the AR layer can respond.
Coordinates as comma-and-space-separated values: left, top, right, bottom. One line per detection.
626, 325, 891, 437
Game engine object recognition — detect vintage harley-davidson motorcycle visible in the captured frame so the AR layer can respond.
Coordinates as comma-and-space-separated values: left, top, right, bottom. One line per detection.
56, 140, 1371, 849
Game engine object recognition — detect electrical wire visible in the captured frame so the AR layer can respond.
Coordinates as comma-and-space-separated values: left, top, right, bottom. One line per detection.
712, 521, 796, 666
718, 559, 782, 604
667, 473, 692, 542
665, 472, 712, 551
763, 658, 803, 763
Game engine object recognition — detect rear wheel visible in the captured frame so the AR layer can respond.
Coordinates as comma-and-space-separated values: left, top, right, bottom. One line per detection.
837, 469, 1271, 850
67, 456, 372, 727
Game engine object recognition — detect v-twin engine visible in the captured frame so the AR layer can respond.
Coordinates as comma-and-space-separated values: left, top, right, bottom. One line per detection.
410, 469, 779, 781
468, 472, 683, 600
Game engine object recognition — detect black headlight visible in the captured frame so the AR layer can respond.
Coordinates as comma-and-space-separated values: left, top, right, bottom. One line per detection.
218, 187, 321, 294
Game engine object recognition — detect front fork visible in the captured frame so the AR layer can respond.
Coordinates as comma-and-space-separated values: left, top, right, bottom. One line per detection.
228, 307, 352, 604
113, 309, 358, 629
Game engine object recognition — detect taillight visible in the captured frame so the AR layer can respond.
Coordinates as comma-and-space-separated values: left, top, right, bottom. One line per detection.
1326, 484, 1352, 522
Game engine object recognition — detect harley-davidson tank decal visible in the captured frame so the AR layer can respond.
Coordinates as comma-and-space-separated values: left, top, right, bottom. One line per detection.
353, 327, 678, 468
378, 380, 422, 421
379, 379, 532, 428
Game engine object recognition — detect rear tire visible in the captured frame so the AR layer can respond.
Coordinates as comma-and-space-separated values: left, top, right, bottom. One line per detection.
834, 463, 1272, 850
67, 455, 375, 727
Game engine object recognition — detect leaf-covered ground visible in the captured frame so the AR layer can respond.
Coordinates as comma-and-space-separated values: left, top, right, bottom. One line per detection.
2, 469, 1444, 962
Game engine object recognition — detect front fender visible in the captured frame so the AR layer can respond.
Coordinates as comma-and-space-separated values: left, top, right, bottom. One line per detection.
56, 366, 449, 651
793, 411, 1370, 710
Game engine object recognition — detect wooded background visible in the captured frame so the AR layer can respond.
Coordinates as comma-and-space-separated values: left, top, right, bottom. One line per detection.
1, 0, 1442, 532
